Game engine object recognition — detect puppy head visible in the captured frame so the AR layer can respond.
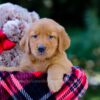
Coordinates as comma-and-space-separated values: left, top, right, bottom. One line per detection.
20, 18, 70, 60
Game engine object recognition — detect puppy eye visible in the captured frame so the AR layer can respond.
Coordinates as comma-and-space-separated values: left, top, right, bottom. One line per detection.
32, 34, 38, 38
48, 35, 54, 39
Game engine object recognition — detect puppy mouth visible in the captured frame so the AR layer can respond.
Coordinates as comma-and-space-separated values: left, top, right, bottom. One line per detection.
36, 50, 47, 57
38, 52, 46, 56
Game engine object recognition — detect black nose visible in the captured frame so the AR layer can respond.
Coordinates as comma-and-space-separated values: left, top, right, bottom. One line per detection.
38, 45, 46, 53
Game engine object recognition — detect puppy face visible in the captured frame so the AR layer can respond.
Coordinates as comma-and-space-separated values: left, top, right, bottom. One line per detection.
20, 18, 70, 60
29, 29, 58, 60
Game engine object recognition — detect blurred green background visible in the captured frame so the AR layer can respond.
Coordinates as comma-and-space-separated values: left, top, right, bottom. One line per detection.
0, 0, 100, 100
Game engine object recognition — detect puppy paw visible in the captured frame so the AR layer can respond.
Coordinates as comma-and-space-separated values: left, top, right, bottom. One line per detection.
47, 78, 63, 93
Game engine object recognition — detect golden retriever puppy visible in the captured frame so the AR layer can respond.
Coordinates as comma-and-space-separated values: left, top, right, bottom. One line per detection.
0, 18, 73, 92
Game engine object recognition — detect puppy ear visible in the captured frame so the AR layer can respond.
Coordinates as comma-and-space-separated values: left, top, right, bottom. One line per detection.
58, 27, 70, 53
19, 27, 30, 54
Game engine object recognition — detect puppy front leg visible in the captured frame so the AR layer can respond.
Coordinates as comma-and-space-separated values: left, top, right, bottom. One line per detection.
47, 65, 66, 92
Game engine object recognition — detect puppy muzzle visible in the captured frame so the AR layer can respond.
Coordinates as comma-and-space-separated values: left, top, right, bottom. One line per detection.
37, 44, 46, 54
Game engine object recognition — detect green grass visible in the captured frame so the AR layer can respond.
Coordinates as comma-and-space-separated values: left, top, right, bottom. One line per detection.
82, 86, 100, 100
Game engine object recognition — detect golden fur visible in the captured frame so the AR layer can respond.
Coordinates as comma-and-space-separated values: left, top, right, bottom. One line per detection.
0, 18, 73, 92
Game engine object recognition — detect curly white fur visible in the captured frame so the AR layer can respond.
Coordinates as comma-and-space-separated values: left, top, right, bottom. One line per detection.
0, 3, 39, 67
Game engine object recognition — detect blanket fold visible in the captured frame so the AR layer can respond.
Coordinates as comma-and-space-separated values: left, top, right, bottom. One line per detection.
0, 66, 88, 100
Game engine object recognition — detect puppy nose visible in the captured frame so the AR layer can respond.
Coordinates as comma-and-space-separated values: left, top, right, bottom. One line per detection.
38, 45, 46, 53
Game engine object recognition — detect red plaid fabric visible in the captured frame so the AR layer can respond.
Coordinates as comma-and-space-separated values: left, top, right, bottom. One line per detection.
55, 66, 88, 100
0, 66, 88, 100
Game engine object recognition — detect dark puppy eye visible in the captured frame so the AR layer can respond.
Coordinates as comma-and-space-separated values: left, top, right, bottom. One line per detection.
32, 34, 38, 38
48, 35, 54, 39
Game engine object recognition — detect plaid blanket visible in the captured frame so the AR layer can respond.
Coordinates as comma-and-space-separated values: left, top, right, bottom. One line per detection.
0, 66, 88, 100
